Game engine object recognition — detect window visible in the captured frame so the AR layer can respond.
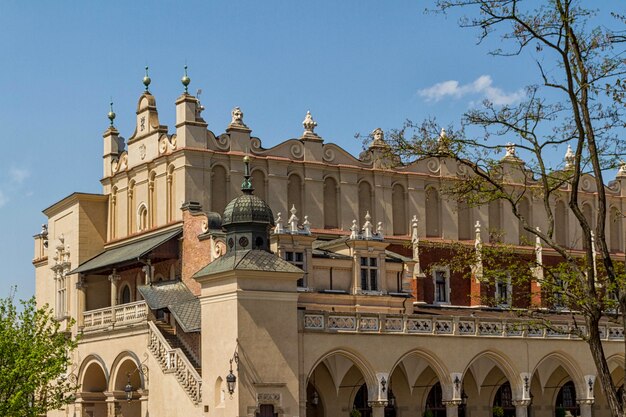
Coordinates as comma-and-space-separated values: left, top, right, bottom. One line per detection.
360, 257, 378, 291
138, 204, 148, 232
433, 268, 449, 304
56, 275, 67, 318
554, 276, 566, 309
425, 187, 441, 237
120, 285, 131, 304
495, 275, 512, 307
285, 251, 306, 287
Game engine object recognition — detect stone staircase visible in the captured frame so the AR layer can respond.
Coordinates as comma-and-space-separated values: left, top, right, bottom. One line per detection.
147, 320, 202, 403
154, 321, 201, 374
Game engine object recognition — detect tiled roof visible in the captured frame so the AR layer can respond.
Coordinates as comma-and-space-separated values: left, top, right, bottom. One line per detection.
170, 298, 201, 332
193, 249, 303, 277
138, 280, 196, 310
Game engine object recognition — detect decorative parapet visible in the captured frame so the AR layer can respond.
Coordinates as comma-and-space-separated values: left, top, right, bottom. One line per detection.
349, 212, 384, 241
301, 311, 624, 341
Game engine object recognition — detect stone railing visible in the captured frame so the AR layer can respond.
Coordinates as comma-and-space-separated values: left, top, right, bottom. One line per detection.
147, 321, 202, 404
82, 301, 147, 330
302, 311, 625, 341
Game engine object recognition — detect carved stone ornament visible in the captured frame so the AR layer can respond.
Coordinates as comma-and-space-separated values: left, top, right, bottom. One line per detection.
370, 128, 387, 148
229, 107, 247, 128
139, 144, 147, 160
303, 111, 317, 133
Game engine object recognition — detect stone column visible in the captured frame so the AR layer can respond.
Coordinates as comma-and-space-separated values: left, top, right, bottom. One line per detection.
75, 276, 87, 329
140, 394, 149, 417
443, 400, 460, 417
578, 400, 594, 417
105, 395, 117, 417
368, 401, 387, 417
108, 270, 120, 324
74, 401, 84, 417
512, 400, 530, 417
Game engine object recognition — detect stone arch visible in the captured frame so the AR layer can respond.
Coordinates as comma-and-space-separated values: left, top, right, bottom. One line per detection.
323, 176, 339, 229
78, 354, 109, 392
463, 350, 521, 398
532, 351, 586, 397
251, 168, 267, 201
610, 205, 622, 252
389, 348, 451, 393
457, 198, 472, 240
211, 164, 228, 215
358, 180, 373, 227
392, 183, 407, 235
555, 199, 568, 247
137, 202, 148, 232
288, 173, 303, 214
307, 348, 377, 397
109, 351, 146, 393
425, 186, 441, 238
119, 281, 132, 304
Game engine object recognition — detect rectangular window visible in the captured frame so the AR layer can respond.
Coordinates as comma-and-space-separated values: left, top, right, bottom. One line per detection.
433, 269, 449, 303
360, 257, 378, 291
554, 276, 565, 309
495, 275, 512, 307
285, 251, 306, 287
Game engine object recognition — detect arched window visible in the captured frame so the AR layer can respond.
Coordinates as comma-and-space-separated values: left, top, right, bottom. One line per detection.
392, 184, 407, 235
323, 177, 338, 229
489, 200, 502, 243
518, 197, 531, 245
211, 165, 228, 215
610, 206, 622, 252
556, 381, 579, 416
138, 204, 148, 232
582, 203, 593, 250
110, 187, 118, 239
493, 382, 515, 417
425, 187, 440, 238
166, 165, 175, 222
288, 174, 303, 214
425, 382, 445, 417
251, 170, 267, 201
457, 199, 471, 240
148, 171, 157, 228
555, 200, 568, 247
358, 181, 373, 226
120, 284, 131, 304
353, 384, 372, 417
127, 180, 135, 234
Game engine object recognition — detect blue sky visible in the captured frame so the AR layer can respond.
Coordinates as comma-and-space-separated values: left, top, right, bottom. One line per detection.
0, 1, 620, 300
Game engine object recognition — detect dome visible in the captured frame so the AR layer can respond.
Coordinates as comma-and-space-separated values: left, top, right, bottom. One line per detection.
222, 194, 275, 227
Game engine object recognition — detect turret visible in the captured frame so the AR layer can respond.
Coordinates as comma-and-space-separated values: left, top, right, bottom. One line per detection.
175, 66, 208, 148
103, 102, 123, 178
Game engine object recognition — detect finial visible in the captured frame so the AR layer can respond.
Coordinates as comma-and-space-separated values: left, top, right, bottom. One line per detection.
350, 220, 359, 239
564, 144, 575, 169
303, 110, 317, 134
107, 101, 116, 127
241, 155, 253, 193
288, 205, 299, 234
619, 161, 626, 177
363, 211, 373, 239
303, 215, 311, 235
143, 66, 151, 92
181, 65, 191, 93
230, 107, 247, 128
505, 142, 517, 158
274, 212, 284, 234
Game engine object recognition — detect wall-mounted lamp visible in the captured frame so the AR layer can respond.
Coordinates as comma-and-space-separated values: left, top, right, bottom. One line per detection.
453, 375, 461, 392
588, 377, 594, 393
524, 375, 529, 393
124, 374, 133, 402
226, 348, 240, 396
380, 377, 387, 393
461, 390, 468, 406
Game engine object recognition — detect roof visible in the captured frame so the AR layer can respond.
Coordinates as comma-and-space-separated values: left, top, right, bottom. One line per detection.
137, 280, 196, 310
70, 227, 182, 275
170, 299, 201, 332
385, 250, 413, 263
193, 249, 302, 277
222, 194, 275, 227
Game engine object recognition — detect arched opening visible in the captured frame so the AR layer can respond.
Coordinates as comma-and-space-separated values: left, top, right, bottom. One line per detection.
137, 204, 148, 232
353, 384, 372, 417
610, 206, 622, 252
489, 200, 502, 243
323, 177, 339, 229
211, 165, 228, 215
425, 382, 446, 417
148, 171, 157, 228
518, 197, 531, 245
392, 184, 407, 235
120, 284, 131, 304
358, 181, 373, 226
457, 199, 471, 240
252, 170, 267, 201
288, 174, 303, 214
166, 165, 175, 222
555, 381, 579, 416
80, 360, 108, 416
555, 200, 568, 247
493, 382, 515, 417
425, 187, 440, 238
112, 357, 143, 417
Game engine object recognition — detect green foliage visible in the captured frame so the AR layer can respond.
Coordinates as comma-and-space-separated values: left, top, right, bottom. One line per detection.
350, 408, 362, 417
0, 294, 79, 417
555, 406, 566, 417
492, 405, 504, 417
423, 409, 434, 417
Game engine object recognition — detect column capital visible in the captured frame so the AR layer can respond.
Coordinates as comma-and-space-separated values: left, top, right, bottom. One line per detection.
512, 399, 531, 407
443, 400, 461, 407
577, 399, 595, 405
367, 400, 388, 408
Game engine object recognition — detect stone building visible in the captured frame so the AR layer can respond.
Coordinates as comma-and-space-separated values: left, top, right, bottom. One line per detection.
33, 73, 626, 417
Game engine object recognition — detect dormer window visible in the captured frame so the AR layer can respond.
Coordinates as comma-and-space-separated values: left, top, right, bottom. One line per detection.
285, 251, 305, 287
360, 257, 378, 291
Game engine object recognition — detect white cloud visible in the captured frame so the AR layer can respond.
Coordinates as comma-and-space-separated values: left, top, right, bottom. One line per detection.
9, 167, 30, 184
418, 75, 524, 105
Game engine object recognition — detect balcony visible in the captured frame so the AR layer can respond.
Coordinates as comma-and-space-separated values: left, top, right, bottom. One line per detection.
82, 300, 148, 331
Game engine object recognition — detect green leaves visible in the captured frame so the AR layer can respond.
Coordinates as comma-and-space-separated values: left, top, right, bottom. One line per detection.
0, 295, 78, 417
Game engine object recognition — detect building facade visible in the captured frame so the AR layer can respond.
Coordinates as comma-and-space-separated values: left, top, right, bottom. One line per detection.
33, 76, 626, 417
